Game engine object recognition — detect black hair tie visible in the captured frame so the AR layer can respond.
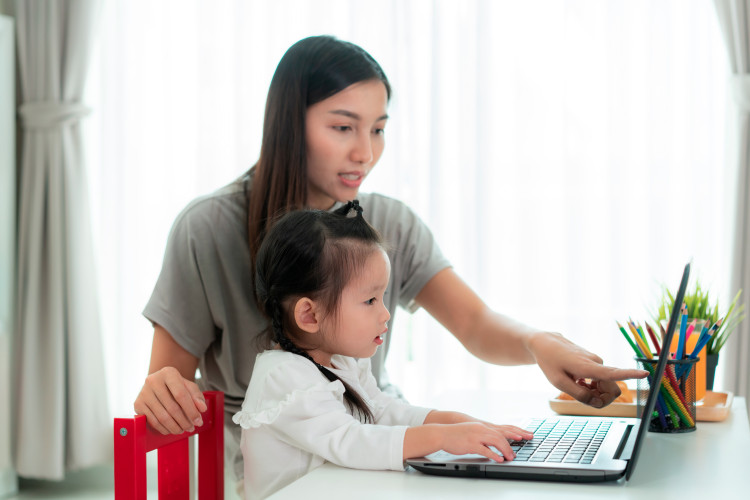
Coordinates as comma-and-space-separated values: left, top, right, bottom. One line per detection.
349, 199, 363, 217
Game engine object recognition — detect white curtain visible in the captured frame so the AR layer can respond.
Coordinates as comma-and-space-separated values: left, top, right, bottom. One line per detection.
14, 0, 110, 479
713, 0, 750, 416
85, 0, 731, 415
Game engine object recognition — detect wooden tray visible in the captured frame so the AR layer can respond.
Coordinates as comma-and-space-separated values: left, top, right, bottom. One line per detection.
696, 391, 734, 422
548, 390, 733, 422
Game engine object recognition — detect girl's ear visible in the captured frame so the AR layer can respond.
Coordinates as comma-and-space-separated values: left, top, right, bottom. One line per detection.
293, 297, 321, 334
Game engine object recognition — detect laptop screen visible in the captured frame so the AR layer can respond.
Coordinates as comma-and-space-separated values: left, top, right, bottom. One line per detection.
624, 262, 690, 480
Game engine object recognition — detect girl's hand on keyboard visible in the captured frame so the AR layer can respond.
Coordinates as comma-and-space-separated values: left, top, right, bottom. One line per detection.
404, 418, 533, 462
438, 422, 532, 462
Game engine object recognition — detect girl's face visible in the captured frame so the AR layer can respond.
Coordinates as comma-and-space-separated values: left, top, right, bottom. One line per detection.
305, 80, 389, 210
310, 248, 391, 367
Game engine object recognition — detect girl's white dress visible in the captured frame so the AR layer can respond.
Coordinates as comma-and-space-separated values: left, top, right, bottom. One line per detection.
233, 350, 433, 499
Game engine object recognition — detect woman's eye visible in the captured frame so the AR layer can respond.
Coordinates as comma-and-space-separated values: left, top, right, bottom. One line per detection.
333, 125, 352, 132
373, 128, 385, 135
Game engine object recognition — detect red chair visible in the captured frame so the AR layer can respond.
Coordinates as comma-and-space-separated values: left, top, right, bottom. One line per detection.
114, 391, 224, 499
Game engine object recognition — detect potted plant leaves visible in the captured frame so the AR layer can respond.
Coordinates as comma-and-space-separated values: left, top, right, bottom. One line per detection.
653, 280, 745, 390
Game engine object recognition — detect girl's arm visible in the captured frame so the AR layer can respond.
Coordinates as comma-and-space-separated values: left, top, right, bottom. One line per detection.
133, 324, 207, 435
423, 410, 479, 425
415, 268, 647, 407
403, 420, 533, 462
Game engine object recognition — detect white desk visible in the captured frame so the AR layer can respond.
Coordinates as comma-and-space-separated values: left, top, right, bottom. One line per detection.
269, 391, 750, 499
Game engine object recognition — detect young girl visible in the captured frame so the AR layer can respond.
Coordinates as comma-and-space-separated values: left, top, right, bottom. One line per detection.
233, 201, 534, 499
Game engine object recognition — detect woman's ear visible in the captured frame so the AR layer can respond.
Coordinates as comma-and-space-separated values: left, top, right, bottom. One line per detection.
293, 297, 320, 334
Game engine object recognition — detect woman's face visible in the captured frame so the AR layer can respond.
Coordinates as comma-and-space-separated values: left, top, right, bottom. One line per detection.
305, 80, 389, 210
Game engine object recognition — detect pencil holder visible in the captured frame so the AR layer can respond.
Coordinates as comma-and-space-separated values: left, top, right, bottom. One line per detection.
635, 356, 697, 433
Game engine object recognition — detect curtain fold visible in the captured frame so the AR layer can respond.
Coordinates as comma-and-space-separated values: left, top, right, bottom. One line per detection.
713, 0, 750, 417
13, 0, 110, 479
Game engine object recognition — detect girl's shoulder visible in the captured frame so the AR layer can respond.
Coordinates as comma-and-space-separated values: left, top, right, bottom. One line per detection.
252, 350, 319, 382
254, 352, 367, 386
234, 351, 345, 429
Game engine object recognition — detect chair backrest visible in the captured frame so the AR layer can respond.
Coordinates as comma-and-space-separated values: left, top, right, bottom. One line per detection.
114, 391, 224, 499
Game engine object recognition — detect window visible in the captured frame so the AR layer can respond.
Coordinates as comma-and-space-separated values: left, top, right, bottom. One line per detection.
85, 0, 730, 414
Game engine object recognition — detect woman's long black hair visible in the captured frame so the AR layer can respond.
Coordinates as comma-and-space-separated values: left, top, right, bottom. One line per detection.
254, 201, 383, 422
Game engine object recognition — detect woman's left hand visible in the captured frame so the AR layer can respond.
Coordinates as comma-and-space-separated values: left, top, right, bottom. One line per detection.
528, 332, 648, 408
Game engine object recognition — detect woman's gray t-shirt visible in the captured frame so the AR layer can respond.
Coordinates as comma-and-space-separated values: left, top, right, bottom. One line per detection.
143, 177, 450, 474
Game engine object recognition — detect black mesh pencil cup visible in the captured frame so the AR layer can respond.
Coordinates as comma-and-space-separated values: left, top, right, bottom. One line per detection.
635, 356, 697, 433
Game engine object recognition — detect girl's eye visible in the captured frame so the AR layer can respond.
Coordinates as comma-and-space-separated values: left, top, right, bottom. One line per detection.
333, 125, 352, 132
373, 128, 385, 135
365, 298, 376, 305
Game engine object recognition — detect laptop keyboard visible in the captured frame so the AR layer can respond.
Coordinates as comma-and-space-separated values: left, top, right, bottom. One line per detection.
508, 418, 612, 464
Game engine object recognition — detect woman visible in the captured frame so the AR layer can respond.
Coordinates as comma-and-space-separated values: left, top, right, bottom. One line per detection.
135, 35, 647, 481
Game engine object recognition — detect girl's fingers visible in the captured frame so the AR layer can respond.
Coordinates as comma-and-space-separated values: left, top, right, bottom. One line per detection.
504, 425, 534, 438
489, 436, 516, 461
486, 424, 534, 440
475, 445, 505, 462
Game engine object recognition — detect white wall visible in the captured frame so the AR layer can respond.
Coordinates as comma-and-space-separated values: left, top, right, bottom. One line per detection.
0, 13, 17, 499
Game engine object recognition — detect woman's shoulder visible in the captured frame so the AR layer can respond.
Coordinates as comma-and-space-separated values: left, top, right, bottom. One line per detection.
165, 177, 249, 246
356, 191, 410, 212
174, 178, 247, 225
356, 192, 423, 229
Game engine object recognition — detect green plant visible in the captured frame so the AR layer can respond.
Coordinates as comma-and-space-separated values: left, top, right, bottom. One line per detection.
652, 280, 745, 355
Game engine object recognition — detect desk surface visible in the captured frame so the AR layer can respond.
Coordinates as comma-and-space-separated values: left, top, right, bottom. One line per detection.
269, 391, 749, 499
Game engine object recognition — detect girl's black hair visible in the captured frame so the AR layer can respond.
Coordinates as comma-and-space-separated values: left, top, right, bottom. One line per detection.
255, 201, 382, 422
246, 35, 391, 272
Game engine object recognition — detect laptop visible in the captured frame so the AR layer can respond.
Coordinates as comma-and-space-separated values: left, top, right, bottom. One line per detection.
406, 262, 691, 483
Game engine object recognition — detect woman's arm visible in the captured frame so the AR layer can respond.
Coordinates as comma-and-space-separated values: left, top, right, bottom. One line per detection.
133, 324, 207, 434
415, 268, 647, 407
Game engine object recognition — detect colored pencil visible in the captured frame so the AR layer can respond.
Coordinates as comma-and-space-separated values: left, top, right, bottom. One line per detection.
635, 323, 650, 352
658, 321, 666, 340
664, 365, 689, 410
645, 322, 661, 355
627, 320, 643, 343
633, 330, 653, 360
660, 387, 682, 428
675, 304, 688, 359
655, 396, 669, 429
695, 321, 710, 346
625, 320, 649, 356
678, 318, 723, 379
689, 325, 715, 359
685, 319, 697, 341
616, 321, 643, 356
